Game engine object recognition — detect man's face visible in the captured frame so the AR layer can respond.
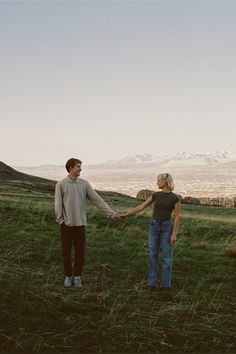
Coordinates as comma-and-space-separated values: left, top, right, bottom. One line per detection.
70, 163, 82, 177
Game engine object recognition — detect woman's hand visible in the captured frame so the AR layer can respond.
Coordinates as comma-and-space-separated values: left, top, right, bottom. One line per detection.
112, 213, 122, 221
170, 234, 177, 244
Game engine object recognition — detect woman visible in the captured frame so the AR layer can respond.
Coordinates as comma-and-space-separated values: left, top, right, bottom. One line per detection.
121, 173, 181, 289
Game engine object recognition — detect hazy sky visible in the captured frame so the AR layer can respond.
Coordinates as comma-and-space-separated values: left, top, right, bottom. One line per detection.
1, 1, 236, 166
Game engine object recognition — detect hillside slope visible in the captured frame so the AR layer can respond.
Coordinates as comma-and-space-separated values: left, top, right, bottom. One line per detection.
0, 161, 56, 183
0, 191, 235, 353
0, 161, 136, 202
0, 161, 56, 194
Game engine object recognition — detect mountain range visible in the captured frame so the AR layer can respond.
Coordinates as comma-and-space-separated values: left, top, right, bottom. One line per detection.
2, 151, 236, 198
88, 150, 235, 169
15, 151, 236, 177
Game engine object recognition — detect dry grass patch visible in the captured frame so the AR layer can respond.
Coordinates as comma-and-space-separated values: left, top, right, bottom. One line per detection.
225, 245, 236, 258
192, 241, 208, 250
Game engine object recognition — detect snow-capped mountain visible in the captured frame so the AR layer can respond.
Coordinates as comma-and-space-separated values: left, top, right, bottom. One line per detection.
14, 151, 235, 180
89, 150, 234, 169
97, 153, 165, 167
12, 151, 236, 198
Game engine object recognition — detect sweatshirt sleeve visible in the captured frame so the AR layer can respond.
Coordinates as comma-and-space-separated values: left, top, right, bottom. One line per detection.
54, 182, 64, 224
86, 181, 117, 218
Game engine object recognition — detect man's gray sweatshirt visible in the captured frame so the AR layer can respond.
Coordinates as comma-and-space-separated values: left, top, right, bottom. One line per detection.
55, 177, 117, 226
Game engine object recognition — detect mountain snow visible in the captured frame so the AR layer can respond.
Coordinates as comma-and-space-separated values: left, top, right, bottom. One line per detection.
92, 150, 233, 168
14, 151, 235, 175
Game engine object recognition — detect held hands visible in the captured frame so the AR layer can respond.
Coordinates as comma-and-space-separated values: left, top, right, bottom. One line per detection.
119, 212, 128, 218
112, 212, 128, 221
112, 213, 122, 221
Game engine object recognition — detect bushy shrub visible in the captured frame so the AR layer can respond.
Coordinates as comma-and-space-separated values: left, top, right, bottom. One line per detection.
136, 189, 154, 201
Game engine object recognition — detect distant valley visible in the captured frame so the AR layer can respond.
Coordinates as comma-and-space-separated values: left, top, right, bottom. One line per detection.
15, 151, 236, 198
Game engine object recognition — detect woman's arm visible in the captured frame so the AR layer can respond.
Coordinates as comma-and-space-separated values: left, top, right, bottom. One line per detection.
122, 196, 153, 217
170, 201, 181, 244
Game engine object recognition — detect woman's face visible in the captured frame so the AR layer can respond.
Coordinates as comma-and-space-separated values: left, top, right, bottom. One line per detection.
156, 177, 166, 189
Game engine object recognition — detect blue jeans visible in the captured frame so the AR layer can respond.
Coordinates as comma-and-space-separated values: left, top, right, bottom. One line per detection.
147, 219, 173, 287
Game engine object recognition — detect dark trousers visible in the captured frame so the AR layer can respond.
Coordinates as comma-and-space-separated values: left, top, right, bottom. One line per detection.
60, 223, 86, 277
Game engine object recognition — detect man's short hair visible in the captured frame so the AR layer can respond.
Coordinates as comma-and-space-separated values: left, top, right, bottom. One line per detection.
65, 158, 82, 172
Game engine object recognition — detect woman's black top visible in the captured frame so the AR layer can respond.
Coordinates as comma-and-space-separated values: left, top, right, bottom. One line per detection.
151, 191, 180, 221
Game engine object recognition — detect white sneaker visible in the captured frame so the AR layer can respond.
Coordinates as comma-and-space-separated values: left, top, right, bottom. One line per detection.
74, 276, 82, 288
64, 276, 73, 287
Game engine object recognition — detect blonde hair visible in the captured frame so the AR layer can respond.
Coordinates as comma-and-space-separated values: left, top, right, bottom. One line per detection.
158, 173, 174, 191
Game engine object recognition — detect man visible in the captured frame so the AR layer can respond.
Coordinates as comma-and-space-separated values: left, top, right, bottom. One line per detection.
55, 158, 121, 288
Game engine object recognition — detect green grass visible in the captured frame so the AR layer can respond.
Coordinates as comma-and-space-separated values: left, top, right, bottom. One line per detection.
0, 191, 235, 353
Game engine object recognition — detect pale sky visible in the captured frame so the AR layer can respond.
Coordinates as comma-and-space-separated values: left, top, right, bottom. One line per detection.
1, 1, 236, 166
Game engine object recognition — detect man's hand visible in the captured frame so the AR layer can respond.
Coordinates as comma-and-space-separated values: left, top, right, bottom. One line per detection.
170, 234, 177, 244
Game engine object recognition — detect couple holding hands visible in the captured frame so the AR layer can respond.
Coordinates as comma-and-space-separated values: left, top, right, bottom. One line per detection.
55, 158, 181, 289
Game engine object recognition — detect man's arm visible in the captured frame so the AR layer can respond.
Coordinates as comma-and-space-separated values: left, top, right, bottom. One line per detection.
86, 181, 119, 219
54, 182, 64, 224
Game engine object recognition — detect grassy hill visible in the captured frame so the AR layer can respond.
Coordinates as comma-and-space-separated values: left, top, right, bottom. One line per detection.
0, 161, 56, 196
0, 161, 136, 203
0, 165, 235, 353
